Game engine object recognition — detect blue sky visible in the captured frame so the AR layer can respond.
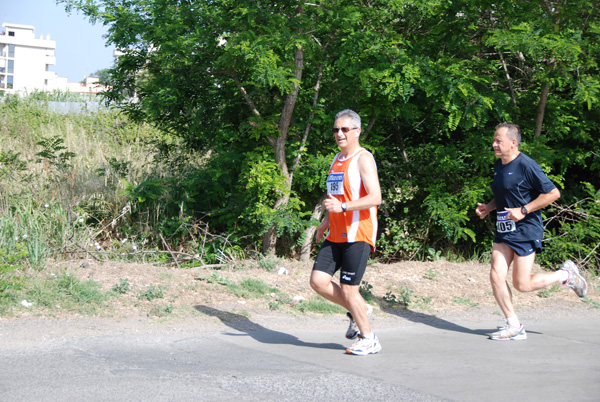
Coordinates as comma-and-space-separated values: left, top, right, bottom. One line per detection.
1, 1, 115, 82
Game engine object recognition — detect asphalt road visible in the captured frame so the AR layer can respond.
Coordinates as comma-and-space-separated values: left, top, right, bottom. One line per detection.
1, 309, 598, 402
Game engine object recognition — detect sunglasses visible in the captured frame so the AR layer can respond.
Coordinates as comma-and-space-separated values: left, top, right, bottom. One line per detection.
332, 127, 358, 134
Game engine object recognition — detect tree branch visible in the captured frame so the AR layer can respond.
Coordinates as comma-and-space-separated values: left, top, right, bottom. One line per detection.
230, 69, 261, 118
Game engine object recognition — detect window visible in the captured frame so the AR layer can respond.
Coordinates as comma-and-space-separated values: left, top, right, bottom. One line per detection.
7, 75, 13, 89
8, 31, 15, 37
7, 60, 14, 74
8, 45, 15, 58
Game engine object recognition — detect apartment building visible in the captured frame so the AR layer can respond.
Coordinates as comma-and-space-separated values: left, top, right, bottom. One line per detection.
0, 22, 67, 93
0, 22, 108, 95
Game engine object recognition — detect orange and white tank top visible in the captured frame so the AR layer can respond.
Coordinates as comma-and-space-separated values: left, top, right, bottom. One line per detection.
325, 148, 378, 248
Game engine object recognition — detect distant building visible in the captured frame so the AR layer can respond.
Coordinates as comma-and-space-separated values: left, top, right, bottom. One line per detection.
0, 22, 108, 95
67, 76, 108, 95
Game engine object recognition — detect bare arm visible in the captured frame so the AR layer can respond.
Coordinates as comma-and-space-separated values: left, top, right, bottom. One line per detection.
476, 200, 496, 219
316, 213, 330, 241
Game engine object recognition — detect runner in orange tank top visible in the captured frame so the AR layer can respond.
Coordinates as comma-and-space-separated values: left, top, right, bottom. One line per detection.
325, 148, 378, 248
310, 109, 382, 356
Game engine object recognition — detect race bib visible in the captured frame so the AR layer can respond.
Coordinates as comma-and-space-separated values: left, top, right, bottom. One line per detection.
326, 172, 344, 195
496, 211, 516, 233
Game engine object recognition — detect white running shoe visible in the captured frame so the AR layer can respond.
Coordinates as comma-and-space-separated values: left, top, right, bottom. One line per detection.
345, 304, 373, 340
560, 260, 588, 298
345, 334, 382, 356
489, 324, 527, 341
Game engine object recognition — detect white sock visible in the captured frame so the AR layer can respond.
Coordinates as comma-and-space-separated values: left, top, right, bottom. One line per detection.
558, 269, 569, 284
362, 333, 375, 339
507, 316, 520, 328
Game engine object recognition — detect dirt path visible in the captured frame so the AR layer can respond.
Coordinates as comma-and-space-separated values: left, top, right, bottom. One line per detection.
6, 259, 597, 328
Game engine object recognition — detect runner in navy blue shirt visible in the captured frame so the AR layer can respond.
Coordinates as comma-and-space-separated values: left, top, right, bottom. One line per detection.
476, 122, 587, 341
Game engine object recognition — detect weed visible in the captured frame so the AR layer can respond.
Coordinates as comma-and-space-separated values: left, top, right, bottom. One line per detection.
537, 283, 560, 298
582, 297, 600, 309
227, 278, 278, 299
137, 284, 166, 301
424, 268, 438, 280
149, 304, 174, 317
268, 300, 281, 310
383, 287, 413, 309
292, 297, 346, 314
197, 272, 231, 286
35, 135, 77, 173
267, 294, 295, 311
427, 247, 446, 261
452, 297, 478, 307
111, 278, 131, 294
359, 281, 374, 302
258, 256, 280, 272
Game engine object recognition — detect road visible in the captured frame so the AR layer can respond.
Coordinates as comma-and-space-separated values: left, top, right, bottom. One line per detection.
0, 307, 598, 401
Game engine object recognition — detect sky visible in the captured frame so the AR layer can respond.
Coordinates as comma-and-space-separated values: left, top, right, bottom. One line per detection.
1, 1, 115, 82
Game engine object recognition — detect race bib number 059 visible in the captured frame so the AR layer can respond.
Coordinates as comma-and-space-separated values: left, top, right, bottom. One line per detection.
326, 172, 344, 195
496, 211, 516, 233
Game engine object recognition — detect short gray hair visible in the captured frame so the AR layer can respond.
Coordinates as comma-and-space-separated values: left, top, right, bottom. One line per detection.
335, 109, 361, 129
495, 122, 521, 145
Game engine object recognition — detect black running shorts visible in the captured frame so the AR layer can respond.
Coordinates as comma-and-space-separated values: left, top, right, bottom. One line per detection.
312, 240, 371, 286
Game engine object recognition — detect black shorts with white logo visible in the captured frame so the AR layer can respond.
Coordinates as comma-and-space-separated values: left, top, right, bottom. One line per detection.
312, 240, 371, 286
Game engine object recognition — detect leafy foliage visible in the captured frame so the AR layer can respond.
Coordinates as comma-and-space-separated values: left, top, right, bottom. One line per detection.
26, 0, 600, 272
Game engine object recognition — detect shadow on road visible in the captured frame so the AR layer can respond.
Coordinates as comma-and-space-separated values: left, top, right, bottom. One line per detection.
380, 305, 492, 336
194, 305, 345, 350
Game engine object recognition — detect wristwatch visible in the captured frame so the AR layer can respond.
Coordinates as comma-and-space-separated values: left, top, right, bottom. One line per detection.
341, 202, 347, 212
521, 206, 528, 216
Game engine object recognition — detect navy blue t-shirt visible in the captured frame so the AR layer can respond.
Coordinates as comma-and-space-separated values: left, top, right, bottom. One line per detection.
492, 153, 556, 243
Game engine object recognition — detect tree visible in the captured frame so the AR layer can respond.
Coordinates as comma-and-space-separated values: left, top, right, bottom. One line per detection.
60, 0, 435, 256
61, 0, 600, 268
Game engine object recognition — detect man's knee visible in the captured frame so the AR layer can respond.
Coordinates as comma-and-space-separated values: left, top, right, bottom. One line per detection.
490, 265, 507, 284
340, 283, 360, 301
310, 272, 329, 293
512, 278, 533, 292
309, 276, 321, 292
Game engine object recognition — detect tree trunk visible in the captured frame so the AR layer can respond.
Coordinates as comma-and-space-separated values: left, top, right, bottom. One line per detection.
534, 61, 554, 138
299, 194, 327, 261
261, 44, 304, 255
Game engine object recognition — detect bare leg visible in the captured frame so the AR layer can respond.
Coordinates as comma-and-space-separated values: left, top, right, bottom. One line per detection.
310, 270, 350, 309
310, 271, 372, 335
491, 242, 564, 319
490, 243, 517, 319
341, 284, 372, 336
512, 256, 562, 292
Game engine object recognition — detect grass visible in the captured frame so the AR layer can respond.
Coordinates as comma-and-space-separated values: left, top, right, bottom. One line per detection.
582, 297, 600, 309
538, 283, 561, 298
452, 297, 478, 308
0, 94, 218, 270
0, 269, 109, 317
292, 297, 346, 314
227, 278, 279, 299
